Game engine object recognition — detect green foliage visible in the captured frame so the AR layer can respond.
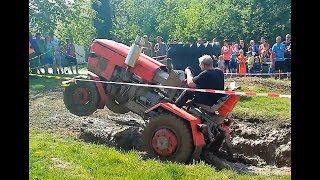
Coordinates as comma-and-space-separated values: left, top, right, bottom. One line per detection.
109, 0, 291, 44
29, 0, 290, 46
92, 0, 113, 38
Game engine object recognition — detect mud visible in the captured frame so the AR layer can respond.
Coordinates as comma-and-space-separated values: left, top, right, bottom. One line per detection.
230, 121, 291, 167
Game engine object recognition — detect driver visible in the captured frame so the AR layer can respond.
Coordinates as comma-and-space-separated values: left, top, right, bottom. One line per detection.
175, 54, 225, 108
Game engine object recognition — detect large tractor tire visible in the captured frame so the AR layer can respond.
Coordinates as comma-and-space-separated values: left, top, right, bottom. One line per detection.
106, 96, 130, 114
63, 80, 99, 116
142, 113, 194, 163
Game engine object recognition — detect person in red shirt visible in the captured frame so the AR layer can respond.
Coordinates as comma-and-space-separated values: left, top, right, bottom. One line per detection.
221, 39, 232, 73
259, 37, 270, 57
64, 38, 79, 74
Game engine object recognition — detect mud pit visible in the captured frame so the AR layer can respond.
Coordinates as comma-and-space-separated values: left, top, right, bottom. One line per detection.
29, 77, 291, 176
79, 111, 290, 174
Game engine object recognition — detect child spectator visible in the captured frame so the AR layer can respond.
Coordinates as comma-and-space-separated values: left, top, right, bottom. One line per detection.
217, 55, 225, 72
259, 49, 269, 73
232, 43, 240, 56
229, 53, 237, 73
252, 56, 261, 73
237, 49, 247, 75
221, 39, 232, 73
246, 51, 254, 73
248, 40, 259, 56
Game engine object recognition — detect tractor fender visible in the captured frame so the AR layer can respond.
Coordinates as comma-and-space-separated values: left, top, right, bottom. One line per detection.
145, 102, 205, 147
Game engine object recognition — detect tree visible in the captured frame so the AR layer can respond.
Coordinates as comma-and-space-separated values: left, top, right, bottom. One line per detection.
92, 0, 113, 38
29, 0, 96, 47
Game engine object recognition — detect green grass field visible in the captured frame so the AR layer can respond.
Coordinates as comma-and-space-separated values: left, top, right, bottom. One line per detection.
30, 129, 290, 180
231, 86, 290, 124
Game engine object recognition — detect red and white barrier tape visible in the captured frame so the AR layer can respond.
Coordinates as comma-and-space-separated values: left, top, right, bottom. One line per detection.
29, 73, 291, 98
224, 72, 291, 76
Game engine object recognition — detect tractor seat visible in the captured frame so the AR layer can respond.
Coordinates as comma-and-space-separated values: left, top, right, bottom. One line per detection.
195, 95, 230, 114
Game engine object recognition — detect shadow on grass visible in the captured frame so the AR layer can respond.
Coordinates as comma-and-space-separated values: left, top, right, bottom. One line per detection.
239, 96, 253, 102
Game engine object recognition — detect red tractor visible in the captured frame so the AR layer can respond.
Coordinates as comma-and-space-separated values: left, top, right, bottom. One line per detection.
63, 36, 240, 163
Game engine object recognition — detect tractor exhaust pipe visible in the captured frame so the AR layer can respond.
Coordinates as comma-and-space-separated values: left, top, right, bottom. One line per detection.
125, 35, 143, 67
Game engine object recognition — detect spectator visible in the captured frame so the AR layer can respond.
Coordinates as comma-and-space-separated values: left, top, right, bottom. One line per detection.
196, 38, 204, 47
248, 40, 259, 56
43, 36, 54, 74
141, 35, 153, 57
29, 41, 34, 54
64, 38, 79, 74
259, 49, 269, 73
232, 43, 240, 56
246, 51, 254, 73
269, 50, 275, 74
35, 32, 46, 73
271, 36, 287, 75
212, 55, 218, 65
252, 56, 262, 73
29, 32, 42, 74
221, 39, 232, 73
259, 37, 270, 57
282, 34, 291, 73
154, 36, 167, 59
217, 55, 225, 72
239, 39, 248, 54
212, 38, 220, 46
51, 34, 64, 74
229, 53, 237, 73
237, 49, 247, 75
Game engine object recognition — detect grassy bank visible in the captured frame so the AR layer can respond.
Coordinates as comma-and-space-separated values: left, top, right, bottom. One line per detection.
30, 129, 290, 179
230, 86, 290, 124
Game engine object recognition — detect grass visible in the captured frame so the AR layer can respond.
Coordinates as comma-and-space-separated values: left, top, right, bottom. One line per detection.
29, 129, 290, 180
230, 86, 291, 124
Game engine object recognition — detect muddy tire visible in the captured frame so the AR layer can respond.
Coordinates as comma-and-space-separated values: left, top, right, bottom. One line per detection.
63, 81, 99, 116
142, 113, 194, 163
106, 96, 130, 114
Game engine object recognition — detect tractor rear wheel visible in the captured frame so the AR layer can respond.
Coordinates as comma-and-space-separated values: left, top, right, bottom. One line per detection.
63, 80, 99, 116
142, 113, 194, 163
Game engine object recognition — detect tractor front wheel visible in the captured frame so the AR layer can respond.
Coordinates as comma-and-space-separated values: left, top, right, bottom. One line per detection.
63, 80, 99, 116
142, 113, 194, 163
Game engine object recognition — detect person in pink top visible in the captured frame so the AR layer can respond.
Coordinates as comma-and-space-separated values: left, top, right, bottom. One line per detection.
259, 37, 270, 57
232, 43, 240, 56
221, 39, 232, 73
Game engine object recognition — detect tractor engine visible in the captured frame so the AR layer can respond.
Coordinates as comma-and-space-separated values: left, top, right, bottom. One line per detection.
84, 36, 184, 118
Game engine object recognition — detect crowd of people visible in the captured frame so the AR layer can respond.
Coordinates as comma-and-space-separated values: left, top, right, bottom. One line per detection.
140, 34, 291, 75
29, 32, 291, 77
216, 35, 291, 75
29, 32, 79, 75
